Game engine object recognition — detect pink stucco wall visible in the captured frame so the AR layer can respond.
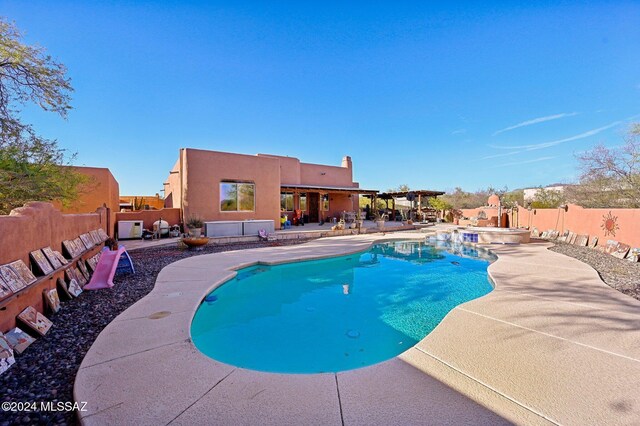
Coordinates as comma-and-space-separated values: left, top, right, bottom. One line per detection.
257, 154, 301, 184
0, 202, 107, 330
460, 204, 640, 247
55, 166, 119, 236
115, 208, 181, 231
164, 149, 362, 229
518, 204, 640, 247
300, 161, 354, 187
180, 149, 282, 227
163, 158, 182, 211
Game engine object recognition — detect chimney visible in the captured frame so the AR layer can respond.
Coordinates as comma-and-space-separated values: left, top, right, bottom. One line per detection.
341, 155, 352, 169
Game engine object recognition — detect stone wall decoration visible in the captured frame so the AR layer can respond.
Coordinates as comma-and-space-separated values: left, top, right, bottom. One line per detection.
30, 249, 54, 275
66, 267, 86, 287
574, 235, 589, 247
605, 240, 619, 255
43, 288, 61, 313
80, 233, 94, 250
0, 265, 26, 293
41, 247, 63, 269
53, 250, 69, 265
612, 243, 631, 260
568, 232, 578, 245
57, 278, 72, 299
86, 253, 101, 272
17, 306, 52, 336
589, 236, 598, 248
8, 260, 37, 286
3, 327, 35, 354
0, 333, 15, 375
75, 266, 87, 286
73, 238, 85, 255
98, 228, 109, 241
0, 278, 13, 302
77, 261, 90, 281
67, 279, 83, 297
90, 230, 101, 244
601, 211, 619, 237
62, 240, 76, 258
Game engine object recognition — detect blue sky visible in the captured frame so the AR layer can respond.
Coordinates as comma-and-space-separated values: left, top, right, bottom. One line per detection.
3, 1, 639, 195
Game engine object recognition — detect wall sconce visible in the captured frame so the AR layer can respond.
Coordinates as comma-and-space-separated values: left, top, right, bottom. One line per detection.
559, 204, 568, 211
320, 172, 326, 175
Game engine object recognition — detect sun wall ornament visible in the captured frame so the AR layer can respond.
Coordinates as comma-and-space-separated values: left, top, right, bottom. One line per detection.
601, 211, 619, 237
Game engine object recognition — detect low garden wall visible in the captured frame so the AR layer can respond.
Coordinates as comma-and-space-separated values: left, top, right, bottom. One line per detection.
115, 208, 181, 232
459, 204, 640, 248
0, 202, 107, 330
517, 204, 640, 248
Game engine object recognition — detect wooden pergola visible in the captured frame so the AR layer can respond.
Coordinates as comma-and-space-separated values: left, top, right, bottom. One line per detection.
377, 189, 446, 221
279, 184, 378, 222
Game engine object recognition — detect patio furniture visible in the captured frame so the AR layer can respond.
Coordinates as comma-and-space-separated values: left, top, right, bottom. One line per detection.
259, 229, 276, 241
293, 210, 305, 226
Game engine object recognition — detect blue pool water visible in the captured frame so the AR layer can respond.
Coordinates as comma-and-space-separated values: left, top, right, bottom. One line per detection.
191, 240, 494, 373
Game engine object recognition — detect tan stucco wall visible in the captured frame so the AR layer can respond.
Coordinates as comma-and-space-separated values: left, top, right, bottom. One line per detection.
165, 150, 363, 228
325, 193, 359, 221
57, 166, 119, 236
518, 204, 640, 247
115, 208, 181, 231
120, 195, 165, 210
182, 149, 281, 227
0, 202, 106, 331
163, 158, 182, 210
257, 154, 301, 184
300, 161, 354, 187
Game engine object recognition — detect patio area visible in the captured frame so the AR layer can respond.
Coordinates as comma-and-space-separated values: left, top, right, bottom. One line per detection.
74, 231, 640, 425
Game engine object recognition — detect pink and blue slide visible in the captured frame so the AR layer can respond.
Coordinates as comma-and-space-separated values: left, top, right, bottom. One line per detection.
84, 246, 126, 290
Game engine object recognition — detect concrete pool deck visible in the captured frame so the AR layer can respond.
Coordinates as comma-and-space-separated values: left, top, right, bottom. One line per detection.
74, 232, 640, 425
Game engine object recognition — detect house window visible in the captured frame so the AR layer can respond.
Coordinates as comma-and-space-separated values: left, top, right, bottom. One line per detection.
322, 194, 329, 211
281, 192, 294, 211
220, 182, 255, 211
299, 193, 307, 211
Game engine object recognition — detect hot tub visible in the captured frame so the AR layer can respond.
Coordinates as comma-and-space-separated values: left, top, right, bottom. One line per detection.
456, 227, 530, 244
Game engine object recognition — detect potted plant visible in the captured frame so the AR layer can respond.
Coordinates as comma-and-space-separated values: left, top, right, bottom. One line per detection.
371, 210, 385, 229
186, 216, 204, 237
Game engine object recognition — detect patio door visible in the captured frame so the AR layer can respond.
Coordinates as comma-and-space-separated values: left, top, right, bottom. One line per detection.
308, 192, 319, 222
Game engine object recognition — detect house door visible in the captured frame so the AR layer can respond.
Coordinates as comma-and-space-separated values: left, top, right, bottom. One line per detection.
308, 192, 319, 222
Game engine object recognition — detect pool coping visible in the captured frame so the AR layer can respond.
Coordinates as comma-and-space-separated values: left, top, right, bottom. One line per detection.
74, 232, 640, 425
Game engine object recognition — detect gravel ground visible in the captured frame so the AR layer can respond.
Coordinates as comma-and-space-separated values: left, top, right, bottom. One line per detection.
0, 239, 307, 426
548, 242, 640, 301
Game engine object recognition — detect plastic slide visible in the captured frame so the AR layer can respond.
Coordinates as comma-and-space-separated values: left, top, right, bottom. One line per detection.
84, 247, 126, 290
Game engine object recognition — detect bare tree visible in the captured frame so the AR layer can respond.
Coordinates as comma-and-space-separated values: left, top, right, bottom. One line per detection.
565, 124, 640, 208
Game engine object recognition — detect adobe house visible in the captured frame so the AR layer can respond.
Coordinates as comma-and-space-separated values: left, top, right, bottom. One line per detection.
56, 166, 120, 236
163, 148, 377, 229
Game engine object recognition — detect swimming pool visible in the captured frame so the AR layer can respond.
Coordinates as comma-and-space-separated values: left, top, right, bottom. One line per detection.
191, 240, 495, 373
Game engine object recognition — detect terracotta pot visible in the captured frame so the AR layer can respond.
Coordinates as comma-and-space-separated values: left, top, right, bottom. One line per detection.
182, 237, 208, 248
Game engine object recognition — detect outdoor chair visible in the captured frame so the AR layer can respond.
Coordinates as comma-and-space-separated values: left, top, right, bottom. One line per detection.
293, 209, 305, 226
259, 229, 276, 241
